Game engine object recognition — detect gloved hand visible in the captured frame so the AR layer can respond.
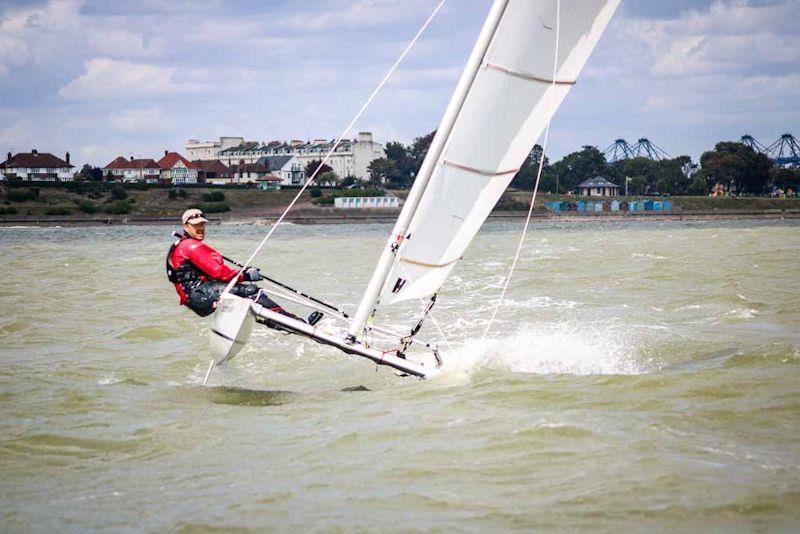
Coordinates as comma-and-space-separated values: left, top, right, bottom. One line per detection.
244, 267, 263, 282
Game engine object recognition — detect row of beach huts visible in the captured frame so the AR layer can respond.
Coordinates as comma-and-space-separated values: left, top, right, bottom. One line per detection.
544, 199, 673, 213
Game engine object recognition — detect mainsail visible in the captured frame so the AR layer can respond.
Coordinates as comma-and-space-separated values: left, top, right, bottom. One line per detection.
349, 0, 621, 337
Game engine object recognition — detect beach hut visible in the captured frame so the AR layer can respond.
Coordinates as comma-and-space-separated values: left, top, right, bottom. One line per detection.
565, 202, 578, 212
577, 201, 586, 212
644, 200, 654, 210
602, 201, 611, 212
629, 201, 642, 211
653, 201, 663, 211
595, 202, 604, 212
662, 201, 673, 211
619, 201, 629, 211
584, 200, 595, 212
544, 201, 562, 213
611, 200, 620, 212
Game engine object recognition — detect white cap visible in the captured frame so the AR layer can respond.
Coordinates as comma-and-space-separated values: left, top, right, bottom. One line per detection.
181, 208, 208, 225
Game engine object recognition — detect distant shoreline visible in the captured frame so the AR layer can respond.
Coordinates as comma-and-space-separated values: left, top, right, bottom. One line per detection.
2, 208, 799, 227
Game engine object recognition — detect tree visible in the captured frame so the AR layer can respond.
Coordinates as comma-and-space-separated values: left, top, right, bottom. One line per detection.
367, 157, 396, 186
510, 145, 551, 190
627, 175, 647, 195
408, 130, 436, 180
698, 142, 772, 195
549, 145, 608, 193
318, 170, 339, 187
78, 164, 94, 181
689, 174, 708, 196
384, 141, 414, 187
304, 159, 333, 182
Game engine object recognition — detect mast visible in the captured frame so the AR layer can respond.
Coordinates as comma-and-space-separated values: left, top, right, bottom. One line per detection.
348, 0, 510, 338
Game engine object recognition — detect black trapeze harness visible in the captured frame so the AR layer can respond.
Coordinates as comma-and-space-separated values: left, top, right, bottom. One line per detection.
166, 235, 204, 287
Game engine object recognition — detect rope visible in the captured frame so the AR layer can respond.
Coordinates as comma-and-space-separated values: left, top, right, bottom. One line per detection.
224, 0, 447, 296
482, 0, 561, 340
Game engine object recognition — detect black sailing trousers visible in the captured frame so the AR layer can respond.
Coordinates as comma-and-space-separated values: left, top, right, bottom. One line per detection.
184, 281, 284, 318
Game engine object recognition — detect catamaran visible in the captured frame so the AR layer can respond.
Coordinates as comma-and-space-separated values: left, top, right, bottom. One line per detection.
206, 0, 622, 382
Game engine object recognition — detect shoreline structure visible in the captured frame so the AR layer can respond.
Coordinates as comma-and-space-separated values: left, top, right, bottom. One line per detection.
2, 208, 799, 227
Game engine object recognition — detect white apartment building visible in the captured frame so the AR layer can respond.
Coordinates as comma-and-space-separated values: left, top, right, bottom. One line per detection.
185, 136, 245, 161
217, 132, 385, 182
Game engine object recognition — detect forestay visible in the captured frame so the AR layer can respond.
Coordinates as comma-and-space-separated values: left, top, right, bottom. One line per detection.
350, 0, 621, 336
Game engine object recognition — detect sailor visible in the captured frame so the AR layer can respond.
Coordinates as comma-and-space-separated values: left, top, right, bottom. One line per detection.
167, 208, 321, 325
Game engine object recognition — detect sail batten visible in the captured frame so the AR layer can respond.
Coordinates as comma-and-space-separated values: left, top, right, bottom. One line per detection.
484, 62, 577, 85
441, 160, 520, 177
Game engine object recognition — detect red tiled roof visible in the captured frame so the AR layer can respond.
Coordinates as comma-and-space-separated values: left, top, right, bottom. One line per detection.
193, 159, 231, 173
256, 175, 282, 182
104, 156, 161, 170
157, 152, 199, 170
1, 151, 73, 169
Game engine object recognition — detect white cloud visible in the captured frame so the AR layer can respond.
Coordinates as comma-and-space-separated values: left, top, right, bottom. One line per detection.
109, 108, 165, 131
79, 143, 128, 167
58, 58, 180, 100
620, 1, 800, 78
0, 0, 83, 70
0, 118, 38, 149
279, 0, 432, 31
88, 30, 165, 58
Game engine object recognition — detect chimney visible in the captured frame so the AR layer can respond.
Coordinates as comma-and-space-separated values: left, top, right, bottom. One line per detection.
66, 152, 70, 165
32, 149, 38, 155
165, 150, 169, 156
6, 151, 10, 161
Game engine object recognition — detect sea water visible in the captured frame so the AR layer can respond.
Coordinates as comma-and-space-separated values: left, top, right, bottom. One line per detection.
1, 220, 799, 531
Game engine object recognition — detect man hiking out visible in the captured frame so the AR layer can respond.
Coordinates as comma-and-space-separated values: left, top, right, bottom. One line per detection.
167, 208, 321, 326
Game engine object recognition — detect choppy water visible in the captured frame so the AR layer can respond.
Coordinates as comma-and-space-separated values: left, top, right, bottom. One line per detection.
1, 220, 799, 531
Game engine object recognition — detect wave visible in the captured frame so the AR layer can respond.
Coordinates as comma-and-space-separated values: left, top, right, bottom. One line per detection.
440, 322, 652, 377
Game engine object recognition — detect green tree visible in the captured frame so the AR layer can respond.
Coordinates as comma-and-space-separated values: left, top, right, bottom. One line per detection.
318, 170, 339, 187
408, 130, 436, 181
689, 174, 708, 195
304, 159, 333, 182
698, 142, 772, 195
384, 141, 414, 187
627, 175, 647, 195
367, 157, 396, 186
78, 164, 94, 181
510, 145, 551, 191
549, 145, 608, 193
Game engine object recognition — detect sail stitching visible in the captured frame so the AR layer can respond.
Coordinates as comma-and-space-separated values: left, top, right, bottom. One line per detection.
442, 159, 519, 177
484, 61, 575, 85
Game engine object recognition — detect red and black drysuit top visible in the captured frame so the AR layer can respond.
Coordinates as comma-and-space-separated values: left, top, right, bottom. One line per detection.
168, 237, 243, 305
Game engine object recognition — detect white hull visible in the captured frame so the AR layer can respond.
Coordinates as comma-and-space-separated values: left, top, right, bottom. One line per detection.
250, 302, 439, 379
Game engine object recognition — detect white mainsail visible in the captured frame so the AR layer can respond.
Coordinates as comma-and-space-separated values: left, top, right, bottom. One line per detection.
349, 0, 621, 337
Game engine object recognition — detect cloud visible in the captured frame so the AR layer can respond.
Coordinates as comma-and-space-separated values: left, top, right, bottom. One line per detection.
619, 1, 800, 78
279, 0, 433, 31
0, 0, 83, 70
109, 108, 165, 131
58, 58, 180, 100
88, 29, 165, 58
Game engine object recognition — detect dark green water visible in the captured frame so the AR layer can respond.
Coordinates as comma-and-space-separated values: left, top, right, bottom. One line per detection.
1, 220, 798, 531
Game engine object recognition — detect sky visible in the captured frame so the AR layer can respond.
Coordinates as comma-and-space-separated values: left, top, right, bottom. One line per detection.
0, 0, 797, 168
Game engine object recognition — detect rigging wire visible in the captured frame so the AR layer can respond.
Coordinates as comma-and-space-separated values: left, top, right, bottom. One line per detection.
482, 0, 561, 340
224, 0, 447, 296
